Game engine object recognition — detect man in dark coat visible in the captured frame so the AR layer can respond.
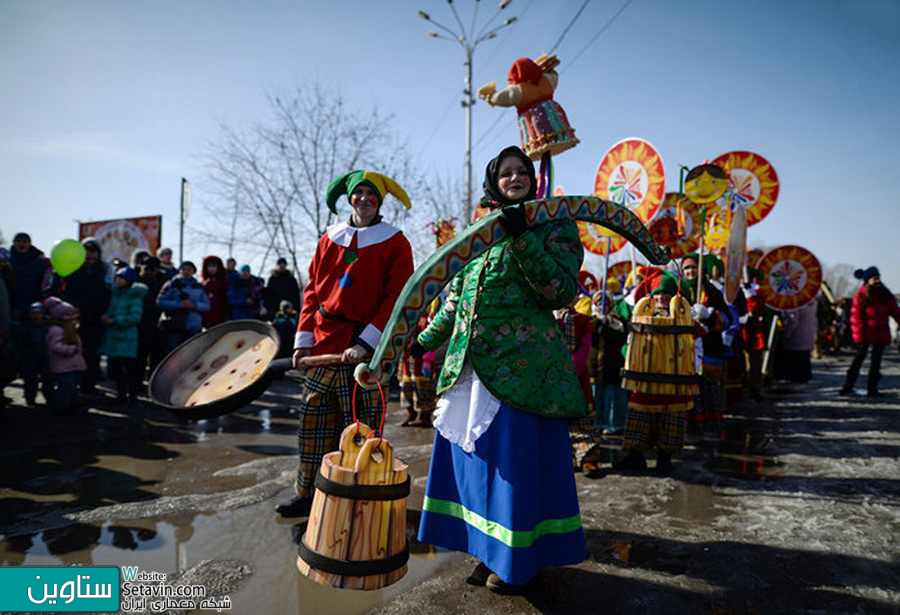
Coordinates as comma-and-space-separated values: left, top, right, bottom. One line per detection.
9, 233, 53, 321
137, 257, 168, 381
10, 233, 54, 401
61, 238, 111, 395
264, 257, 301, 321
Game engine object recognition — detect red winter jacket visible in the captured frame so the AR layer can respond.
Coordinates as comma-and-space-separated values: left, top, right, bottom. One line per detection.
850, 284, 900, 345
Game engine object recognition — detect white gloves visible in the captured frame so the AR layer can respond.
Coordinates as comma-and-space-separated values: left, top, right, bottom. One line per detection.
692, 303, 712, 320
739, 313, 751, 325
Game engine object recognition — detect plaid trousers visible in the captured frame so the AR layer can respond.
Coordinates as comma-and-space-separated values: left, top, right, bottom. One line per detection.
294, 364, 382, 497
400, 376, 437, 415
623, 407, 687, 454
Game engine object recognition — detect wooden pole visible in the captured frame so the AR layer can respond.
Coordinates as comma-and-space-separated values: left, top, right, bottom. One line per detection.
696, 206, 706, 304
600, 236, 612, 314
761, 315, 779, 376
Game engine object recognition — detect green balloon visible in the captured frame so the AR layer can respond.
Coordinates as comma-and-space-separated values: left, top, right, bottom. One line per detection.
50, 239, 87, 278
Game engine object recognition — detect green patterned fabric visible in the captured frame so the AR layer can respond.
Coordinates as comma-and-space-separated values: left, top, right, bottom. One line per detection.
418, 219, 587, 418
422, 496, 583, 548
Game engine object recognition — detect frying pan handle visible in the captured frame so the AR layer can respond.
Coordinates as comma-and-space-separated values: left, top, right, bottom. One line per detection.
296, 354, 345, 368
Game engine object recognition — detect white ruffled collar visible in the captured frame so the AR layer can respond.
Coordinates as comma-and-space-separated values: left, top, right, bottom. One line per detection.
326, 221, 401, 249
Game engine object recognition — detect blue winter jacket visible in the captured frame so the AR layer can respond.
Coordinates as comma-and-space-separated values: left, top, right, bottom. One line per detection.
227, 272, 264, 320
157, 275, 210, 334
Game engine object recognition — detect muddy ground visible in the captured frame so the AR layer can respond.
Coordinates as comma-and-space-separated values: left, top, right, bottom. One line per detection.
1, 349, 898, 614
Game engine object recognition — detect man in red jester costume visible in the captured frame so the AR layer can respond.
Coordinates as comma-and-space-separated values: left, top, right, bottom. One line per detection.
276, 170, 414, 517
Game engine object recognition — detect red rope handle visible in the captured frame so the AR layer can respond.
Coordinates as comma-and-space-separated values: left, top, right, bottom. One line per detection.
351, 380, 387, 437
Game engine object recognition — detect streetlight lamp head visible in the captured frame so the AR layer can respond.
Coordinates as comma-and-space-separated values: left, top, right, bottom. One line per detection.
486, 32, 497, 39
427, 31, 440, 38
505, 16, 517, 25
500, 0, 512, 9
418, 10, 431, 20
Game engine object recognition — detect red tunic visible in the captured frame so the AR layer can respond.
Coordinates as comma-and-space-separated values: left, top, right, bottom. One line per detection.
295, 221, 414, 356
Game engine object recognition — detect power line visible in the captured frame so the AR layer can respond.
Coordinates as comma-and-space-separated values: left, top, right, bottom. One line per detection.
475, 112, 508, 150
548, 0, 592, 54
563, 0, 634, 72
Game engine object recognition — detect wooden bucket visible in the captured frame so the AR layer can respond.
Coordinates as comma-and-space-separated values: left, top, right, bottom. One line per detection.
297, 421, 410, 590
622, 295, 700, 396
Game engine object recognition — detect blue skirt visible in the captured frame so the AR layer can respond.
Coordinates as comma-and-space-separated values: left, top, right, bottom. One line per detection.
417, 404, 586, 585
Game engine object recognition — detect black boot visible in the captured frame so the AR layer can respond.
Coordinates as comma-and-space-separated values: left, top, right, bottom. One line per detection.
613, 450, 647, 472
655, 451, 674, 475
275, 496, 314, 518
466, 562, 491, 586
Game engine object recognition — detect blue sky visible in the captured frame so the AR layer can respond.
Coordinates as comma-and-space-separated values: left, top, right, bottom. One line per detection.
2, 0, 899, 290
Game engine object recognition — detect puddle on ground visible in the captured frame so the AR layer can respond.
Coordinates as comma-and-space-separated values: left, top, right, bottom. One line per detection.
704, 453, 785, 480
660, 482, 722, 526
0, 503, 455, 615
0, 390, 453, 614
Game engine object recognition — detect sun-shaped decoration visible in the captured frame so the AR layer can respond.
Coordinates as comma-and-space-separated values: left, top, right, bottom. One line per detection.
709, 151, 779, 227
607, 260, 634, 288
578, 138, 666, 255
647, 193, 702, 259
757, 245, 822, 311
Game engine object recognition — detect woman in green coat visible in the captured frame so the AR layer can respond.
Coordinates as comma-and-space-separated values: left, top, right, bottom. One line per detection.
101, 266, 146, 404
415, 145, 587, 594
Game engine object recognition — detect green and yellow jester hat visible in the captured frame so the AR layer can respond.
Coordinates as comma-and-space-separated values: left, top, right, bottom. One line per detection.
325, 170, 412, 215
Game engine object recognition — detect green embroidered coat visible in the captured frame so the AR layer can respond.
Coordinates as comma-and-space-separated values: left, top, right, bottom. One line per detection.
417, 219, 588, 419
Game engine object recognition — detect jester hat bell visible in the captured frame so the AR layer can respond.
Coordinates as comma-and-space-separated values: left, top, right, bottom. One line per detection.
326, 170, 411, 215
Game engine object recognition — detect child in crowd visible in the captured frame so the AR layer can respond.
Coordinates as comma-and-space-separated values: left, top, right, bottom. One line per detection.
44, 297, 87, 414
20, 302, 51, 406
589, 290, 629, 435
272, 300, 297, 358
101, 267, 147, 404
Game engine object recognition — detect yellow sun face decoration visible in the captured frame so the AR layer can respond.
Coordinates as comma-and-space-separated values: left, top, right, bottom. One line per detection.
684, 163, 728, 204
579, 138, 666, 256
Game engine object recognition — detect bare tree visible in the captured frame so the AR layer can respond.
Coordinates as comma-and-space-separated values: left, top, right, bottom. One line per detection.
405, 172, 467, 257
825, 263, 858, 299
195, 85, 421, 283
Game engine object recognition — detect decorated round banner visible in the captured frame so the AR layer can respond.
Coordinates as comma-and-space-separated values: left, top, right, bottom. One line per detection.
577, 220, 624, 255
757, 245, 822, 311
647, 193, 702, 260
580, 138, 666, 255
607, 260, 634, 287
710, 151, 780, 227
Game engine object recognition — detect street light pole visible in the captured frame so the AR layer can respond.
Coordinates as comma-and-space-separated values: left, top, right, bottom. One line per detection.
419, 1, 518, 223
